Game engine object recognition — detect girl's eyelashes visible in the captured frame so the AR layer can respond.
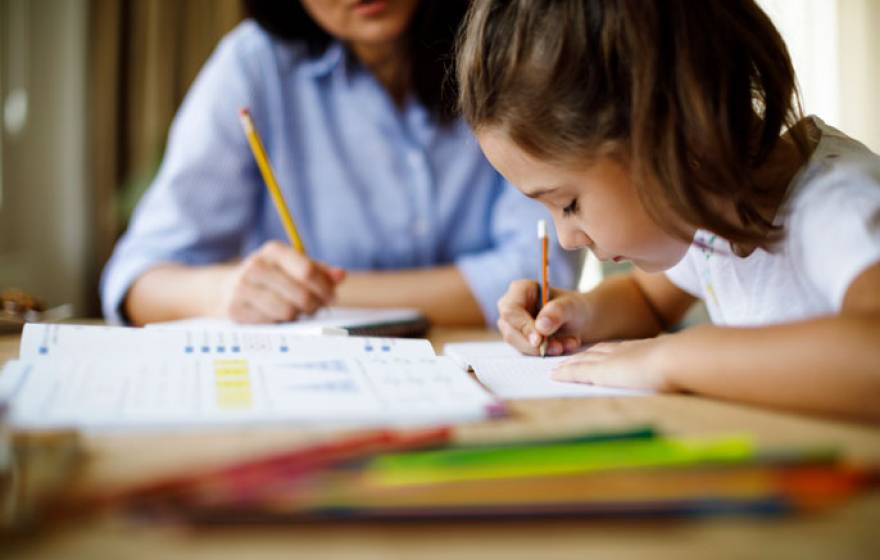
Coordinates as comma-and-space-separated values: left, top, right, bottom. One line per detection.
562, 197, 579, 217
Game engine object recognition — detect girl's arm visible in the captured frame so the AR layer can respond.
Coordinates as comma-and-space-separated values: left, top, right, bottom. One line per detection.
497, 267, 696, 355
657, 262, 880, 422
554, 263, 880, 423
582, 269, 698, 342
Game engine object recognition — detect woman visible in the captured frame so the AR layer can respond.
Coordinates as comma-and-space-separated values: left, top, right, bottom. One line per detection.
101, 0, 577, 326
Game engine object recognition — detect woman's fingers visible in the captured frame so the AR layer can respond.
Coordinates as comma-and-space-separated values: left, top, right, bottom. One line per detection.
245, 262, 310, 313
261, 241, 338, 304
222, 241, 347, 323
229, 279, 294, 323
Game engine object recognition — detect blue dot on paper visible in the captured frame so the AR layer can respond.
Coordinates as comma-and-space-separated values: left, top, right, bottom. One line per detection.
217, 346, 225, 353
201, 346, 210, 353
232, 346, 241, 353
280, 346, 289, 353
185, 346, 194, 354
39, 347, 48, 355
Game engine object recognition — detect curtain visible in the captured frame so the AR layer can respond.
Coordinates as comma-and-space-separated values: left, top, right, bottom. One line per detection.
89, 0, 245, 271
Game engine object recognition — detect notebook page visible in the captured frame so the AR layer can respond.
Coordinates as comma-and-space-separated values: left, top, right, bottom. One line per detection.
20, 323, 435, 360
443, 341, 520, 370
469, 356, 650, 400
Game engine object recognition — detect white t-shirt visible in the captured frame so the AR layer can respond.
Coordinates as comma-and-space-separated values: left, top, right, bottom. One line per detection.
665, 117, 880, 326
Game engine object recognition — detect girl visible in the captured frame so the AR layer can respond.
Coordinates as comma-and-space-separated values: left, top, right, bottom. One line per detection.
100, 0, 577, 327
457, 0, 880, 421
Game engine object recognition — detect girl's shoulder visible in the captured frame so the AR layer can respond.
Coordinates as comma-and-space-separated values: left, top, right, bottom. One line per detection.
781, 117, 880, 309
784, 117, 880, 218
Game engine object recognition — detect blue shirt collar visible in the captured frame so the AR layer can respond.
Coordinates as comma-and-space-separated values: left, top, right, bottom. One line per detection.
301, 41, 346, 79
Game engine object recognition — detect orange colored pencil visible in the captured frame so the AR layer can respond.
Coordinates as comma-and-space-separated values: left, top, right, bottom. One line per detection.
538, 220, 549, 357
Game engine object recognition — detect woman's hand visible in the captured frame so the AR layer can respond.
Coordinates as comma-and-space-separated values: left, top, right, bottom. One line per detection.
218, 240, 346, 323
496, 280, 591, 356
551, 336, 677, 392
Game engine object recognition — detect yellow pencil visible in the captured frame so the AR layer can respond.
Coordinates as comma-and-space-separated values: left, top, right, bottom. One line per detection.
239, 108, 306, 254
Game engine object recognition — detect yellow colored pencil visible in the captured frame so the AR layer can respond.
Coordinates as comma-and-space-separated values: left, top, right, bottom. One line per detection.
239, 108, 306, 254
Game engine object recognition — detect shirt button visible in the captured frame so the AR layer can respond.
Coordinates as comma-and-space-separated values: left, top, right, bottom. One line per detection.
406, 151, 422, 168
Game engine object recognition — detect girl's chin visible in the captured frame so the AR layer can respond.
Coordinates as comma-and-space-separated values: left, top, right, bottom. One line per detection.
630, 255, 683, 273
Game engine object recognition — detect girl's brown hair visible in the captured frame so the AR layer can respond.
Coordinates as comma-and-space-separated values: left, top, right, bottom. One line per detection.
457, 0, 807, 247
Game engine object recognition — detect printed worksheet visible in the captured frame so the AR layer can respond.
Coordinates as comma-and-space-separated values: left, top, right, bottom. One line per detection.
20, 323, 435, 360
0, 354, 500, 431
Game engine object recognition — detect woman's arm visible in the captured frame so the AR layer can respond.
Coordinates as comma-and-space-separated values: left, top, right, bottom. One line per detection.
125, 252, 484, 327
335, 266, 485, 326
125, 241, 344, 326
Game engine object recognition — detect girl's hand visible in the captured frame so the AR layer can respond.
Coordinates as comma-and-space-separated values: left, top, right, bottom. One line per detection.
218, 240, 346, 323
496, 280, 590, 356
551, 337, 677, 392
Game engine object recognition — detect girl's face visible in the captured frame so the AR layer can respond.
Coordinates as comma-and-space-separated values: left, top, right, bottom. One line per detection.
299, 0, 420, 47
478, 129, 692, 273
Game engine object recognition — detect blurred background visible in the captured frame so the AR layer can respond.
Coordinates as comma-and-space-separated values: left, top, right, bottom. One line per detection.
0, 0, 878, 317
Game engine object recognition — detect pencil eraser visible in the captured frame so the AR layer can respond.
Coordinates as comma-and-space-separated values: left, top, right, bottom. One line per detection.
537, 220, 547, 238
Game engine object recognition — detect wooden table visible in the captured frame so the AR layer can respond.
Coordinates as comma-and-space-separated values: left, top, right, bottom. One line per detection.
2, 328, 880, 559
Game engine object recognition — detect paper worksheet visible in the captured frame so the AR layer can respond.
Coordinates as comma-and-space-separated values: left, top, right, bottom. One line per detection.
0, 354, 501, 431
146, 306, 427, 336
445, 342, 650, 400
20, 323, 435, 360
6, 324, 500, 431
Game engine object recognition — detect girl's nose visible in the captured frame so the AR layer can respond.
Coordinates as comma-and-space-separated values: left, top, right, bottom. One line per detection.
555, 222, 589, 251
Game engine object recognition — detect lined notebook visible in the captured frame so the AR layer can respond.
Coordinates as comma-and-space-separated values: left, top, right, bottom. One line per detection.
444, 341, 650, 400
0, 324, 501, 432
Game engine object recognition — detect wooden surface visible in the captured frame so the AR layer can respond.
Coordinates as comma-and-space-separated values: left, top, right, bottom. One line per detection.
2, 328, 880, 559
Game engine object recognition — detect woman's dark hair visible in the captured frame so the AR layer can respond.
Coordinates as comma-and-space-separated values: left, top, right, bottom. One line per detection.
244, 0, 468, 124
457, 0, 808, 248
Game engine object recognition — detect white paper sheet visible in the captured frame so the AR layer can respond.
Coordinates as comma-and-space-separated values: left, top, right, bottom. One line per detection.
443, 341, 650, 400
468, 355, 651, 400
